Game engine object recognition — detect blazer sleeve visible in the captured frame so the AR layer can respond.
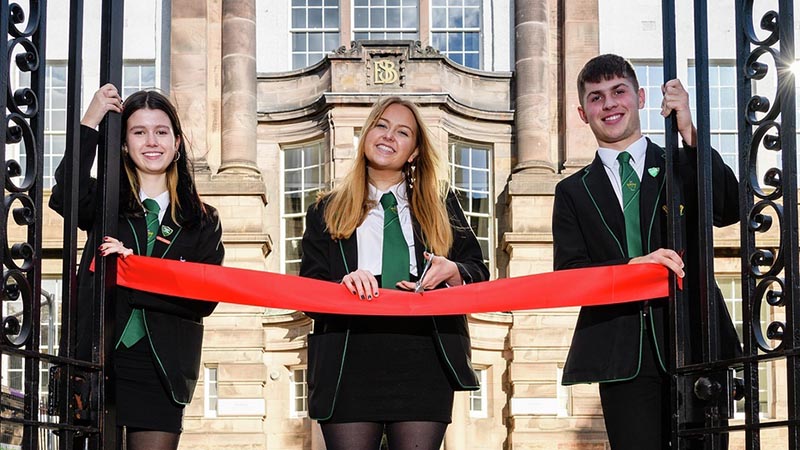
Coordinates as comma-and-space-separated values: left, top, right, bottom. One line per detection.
445, 191, 489, 284
679, 144, 739, 227
49, 125, 100, 231
299, 200, 337, 321
125, 206, 225, 319
300, 200, 334, 282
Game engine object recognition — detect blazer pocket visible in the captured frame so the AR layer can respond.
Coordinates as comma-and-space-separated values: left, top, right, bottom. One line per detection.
175, 317, 204, 385
306, 331, 348, 420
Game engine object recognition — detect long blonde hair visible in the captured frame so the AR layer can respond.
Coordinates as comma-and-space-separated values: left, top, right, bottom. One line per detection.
322, 97, 454, 256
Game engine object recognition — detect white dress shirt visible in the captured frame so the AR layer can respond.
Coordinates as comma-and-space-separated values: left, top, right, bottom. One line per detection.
356, 181, 418, 277
597, 136, 648, 209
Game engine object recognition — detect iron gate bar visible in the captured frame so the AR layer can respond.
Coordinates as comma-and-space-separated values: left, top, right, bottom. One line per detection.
25, 3, 45, 442
690, 2, 726, 446
693, 0, 721, 369
0, 0, 12, 442
58, 0, 87, 448
94, 0, 125, 448
732, 1, 759, 444
661, 0, 689, 448
0, 1, 48, 448
776, 1, 800, 447
735, 0, 800, 449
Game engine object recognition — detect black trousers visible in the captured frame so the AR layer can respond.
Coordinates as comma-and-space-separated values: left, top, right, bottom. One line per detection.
599, 323, 670, 450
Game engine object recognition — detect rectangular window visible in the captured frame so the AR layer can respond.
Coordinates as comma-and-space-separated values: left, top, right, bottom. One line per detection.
689, 63, 738, 173
291, 368, 308, 417
16, 62, 69, 189
282, 141, 330, 275
449, 140, 492, 267
469, 367, 488, 418
291, 0, 340, 70
1, 279, 61, 396
353, 0, 419, 41
431, 0, 481, 69
44, 63, 67, 190
716, 276, 770, 418
633, 62, 665, 147
204, 366, 218, 418
122, 61, 157, 98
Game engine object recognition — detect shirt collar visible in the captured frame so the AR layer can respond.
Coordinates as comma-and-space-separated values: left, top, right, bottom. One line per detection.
368, 181, 409, 209
139, 189, 170, 213
597, 136, 648, 169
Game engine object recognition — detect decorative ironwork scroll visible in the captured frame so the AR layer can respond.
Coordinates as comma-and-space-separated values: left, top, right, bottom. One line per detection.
0, 1, 48, 449
735, 0, 800, 448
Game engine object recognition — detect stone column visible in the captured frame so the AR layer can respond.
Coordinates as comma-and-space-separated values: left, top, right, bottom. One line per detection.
513, 0, 554, 174
171, 0, 210, 171
563, 0, 600, 171
219, 0, 260, 176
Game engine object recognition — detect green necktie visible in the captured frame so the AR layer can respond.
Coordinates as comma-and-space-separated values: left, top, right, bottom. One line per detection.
618, 152, 643, 258
118, 198, 160, 348
380, 192, 409, 289
143, 198, 161, 257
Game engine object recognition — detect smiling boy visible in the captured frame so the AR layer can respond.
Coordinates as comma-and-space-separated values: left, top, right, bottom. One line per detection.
552, 54, 741, 449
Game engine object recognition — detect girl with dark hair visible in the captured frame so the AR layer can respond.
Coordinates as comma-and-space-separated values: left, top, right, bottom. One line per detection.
300, 97, 489, 450
50, 84, 224, 450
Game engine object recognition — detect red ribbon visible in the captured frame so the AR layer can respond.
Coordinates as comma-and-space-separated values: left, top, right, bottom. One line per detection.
108, 255, 675, 316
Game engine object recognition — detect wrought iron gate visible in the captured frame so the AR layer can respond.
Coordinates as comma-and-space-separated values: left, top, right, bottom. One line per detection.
663, 0, 800, 448
0, 0, 124, 449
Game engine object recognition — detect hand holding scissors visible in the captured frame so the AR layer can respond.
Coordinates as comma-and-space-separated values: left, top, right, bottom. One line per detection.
397, 252, 463, 293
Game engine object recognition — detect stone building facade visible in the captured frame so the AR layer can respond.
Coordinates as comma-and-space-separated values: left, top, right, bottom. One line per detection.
21, 0, 789, 449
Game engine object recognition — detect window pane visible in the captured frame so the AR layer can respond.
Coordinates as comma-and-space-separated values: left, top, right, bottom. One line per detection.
448, 7, 462, 27
387, 7, 401, 27
283, 142, 330, 273
325, 33, 339, 51
308, 7, 323, 27
464, 7, 480, 27
292, 8, 306, 28
355, 9, 369, 27
464, 53, 479, 69
324, 8, 339, 27
371, 8, 385, 28
308, 33, 323, 52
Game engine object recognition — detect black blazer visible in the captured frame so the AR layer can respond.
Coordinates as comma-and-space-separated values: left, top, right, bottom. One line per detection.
553, 139, 741, 385
49, 126, 225, 405
300, 190, 489, 420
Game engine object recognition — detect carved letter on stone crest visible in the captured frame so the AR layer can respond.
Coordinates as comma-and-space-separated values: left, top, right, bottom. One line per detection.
374, 60, 399, 84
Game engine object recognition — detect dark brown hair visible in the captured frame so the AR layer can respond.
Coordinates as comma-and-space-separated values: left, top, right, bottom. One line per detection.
119, 90, 208, 228
577, 54, 640, 105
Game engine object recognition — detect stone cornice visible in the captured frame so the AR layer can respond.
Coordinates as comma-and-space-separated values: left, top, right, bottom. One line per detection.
257, 40, 513, 120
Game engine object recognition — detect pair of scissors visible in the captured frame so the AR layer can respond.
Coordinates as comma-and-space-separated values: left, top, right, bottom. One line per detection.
414, 253, 434, 293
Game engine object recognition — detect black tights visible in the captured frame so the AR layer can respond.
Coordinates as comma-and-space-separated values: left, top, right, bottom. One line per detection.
126, 428, 181, 450
320, 421, 448, 450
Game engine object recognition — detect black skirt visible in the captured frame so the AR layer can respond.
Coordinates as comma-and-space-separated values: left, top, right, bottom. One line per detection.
323, 316, 455, 424
114, 339, 184, 433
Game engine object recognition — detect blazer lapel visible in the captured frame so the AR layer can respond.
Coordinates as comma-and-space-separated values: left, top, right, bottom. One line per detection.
581, 154, 627, 257
336, 233, 358, 278
152, 205, 182, 259
640, 140, 667, 254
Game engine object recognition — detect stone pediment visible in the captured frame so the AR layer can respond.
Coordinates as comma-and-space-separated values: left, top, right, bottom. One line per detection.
257, 40, 512, 118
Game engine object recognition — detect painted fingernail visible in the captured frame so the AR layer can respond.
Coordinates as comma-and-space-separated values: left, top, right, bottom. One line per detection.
374, 291, 379, 296
351, 290, 356, 295
367, 295, 372, 300
360, 295, 365, 299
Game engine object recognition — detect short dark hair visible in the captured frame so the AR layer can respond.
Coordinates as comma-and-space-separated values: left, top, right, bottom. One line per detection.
577, 54, 639, 104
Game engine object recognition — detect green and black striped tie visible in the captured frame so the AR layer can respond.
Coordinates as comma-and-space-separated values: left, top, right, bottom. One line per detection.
618, 152, 643, 258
